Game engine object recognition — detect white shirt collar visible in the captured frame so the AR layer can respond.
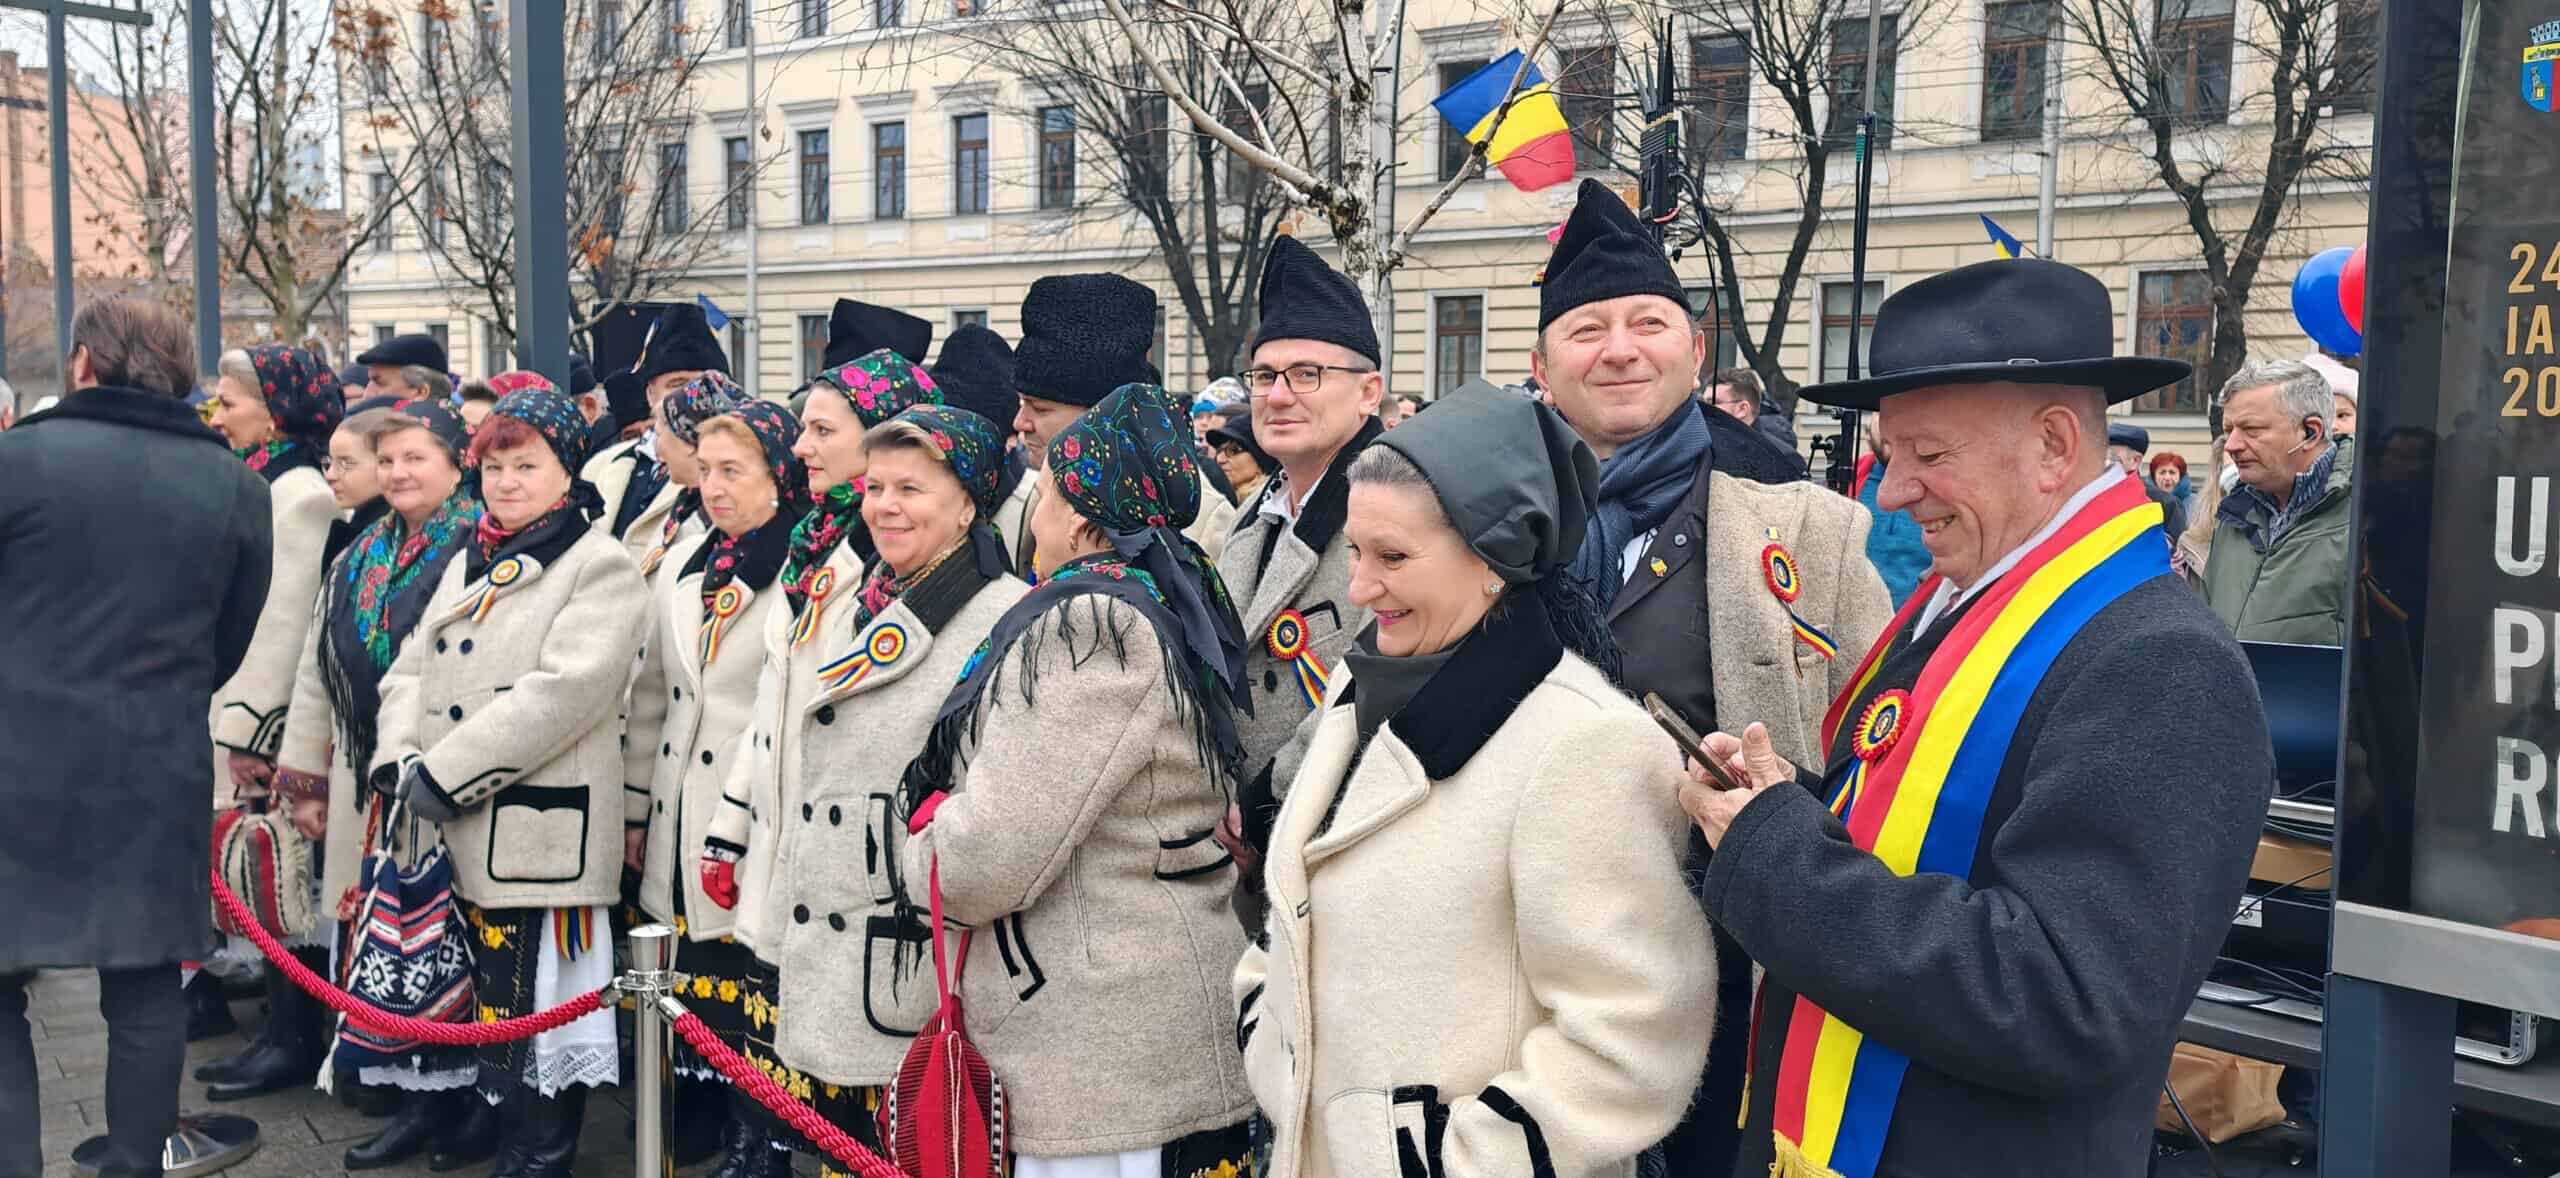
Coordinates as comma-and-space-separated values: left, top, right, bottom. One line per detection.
1259, 469, 1322, 525
1911, 466, 2127, 638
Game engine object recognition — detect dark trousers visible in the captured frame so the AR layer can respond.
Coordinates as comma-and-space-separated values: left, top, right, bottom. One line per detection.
0, 965, 186, 1178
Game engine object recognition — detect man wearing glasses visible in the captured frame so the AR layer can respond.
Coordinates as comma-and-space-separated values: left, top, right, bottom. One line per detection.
1219, 237, 1389, 922
1706, 366, 1801, 457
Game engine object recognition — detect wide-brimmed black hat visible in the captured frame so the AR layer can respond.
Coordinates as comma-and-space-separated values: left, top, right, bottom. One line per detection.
637, 303, 730, 385
1249, 236, 1379, 364
355, 332, 447, 373
930, 324, 1018, 428
1014, 274, 1158, 409
1798, 259, 2191, 410
824, 298, 933, 369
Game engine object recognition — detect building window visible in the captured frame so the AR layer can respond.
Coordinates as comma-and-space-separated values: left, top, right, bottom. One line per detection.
799, 314, 828, 381
1981, 1, 2048, 142
952, 113, 989, 215
1214, 84, 1269, 198
1125, 93, 1170, 199
480, 161, 511, 240
798, 0, 825, 38
426, 323, 450, 355
369, 172, 395, 252
421, 172, 448, 248
1433, 296, 1484, 396
725, 0, 746, 47
2154, 0, 2234, 123
2332, 0, 2379, 113
661, 0, 685, 56
2134, 270, 2214, 412
1827, 15, 1898, 149
873, 122, 906, 218
728, 322, 747, 369
1688, 34, 1748, 164
1037, 105, 1076, 209
365, 53, 391, 100
1820, 280, 1882, 384
953, 309, 988, 331
373, 324, 398, 347
1686, 285, 1743, 379
475, 0, 502, 58
798, 129, 830, 224
483, 322, 514, 374
659, 142, 689, 233
1557, 45, 1615, 169
418, 9, 446, 65
1436, 60, 1489, 181
724, 135, 751, 230
875, 0, 902, 27
593, 0, 623, 65
597, 147, 627, 236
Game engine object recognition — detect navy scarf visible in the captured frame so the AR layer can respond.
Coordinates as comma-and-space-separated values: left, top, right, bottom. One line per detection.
1567, 403, 1711, 594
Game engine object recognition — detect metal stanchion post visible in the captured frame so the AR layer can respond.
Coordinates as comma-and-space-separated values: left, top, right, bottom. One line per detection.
625, 923, 679, 1178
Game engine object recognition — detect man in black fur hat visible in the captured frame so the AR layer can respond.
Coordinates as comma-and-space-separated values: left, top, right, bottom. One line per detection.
583, 303, 728, 557
1004, 274, 1238, 571
1219, 235, 1395, 922
1529, 179, 1891, 1178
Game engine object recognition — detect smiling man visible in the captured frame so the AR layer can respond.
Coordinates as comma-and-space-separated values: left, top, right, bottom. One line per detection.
1525, 179, 1891, 1178
1220, 236, 1391, 894
1677, 259, 2269, 1178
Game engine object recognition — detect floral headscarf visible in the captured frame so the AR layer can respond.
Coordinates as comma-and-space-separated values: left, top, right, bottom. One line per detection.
782, 349, 947, 611
485, 370, 559, 399
239, 345, 345, 477
688, 400, 809, 622
659, 370, 750, 447
888, 404, 1007, 521
1046, 382, 1245, 699
722, 399, 812, 514
484, 384, 593, 474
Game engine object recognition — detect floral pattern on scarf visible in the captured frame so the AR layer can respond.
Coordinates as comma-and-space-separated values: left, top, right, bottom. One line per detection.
886, 404, 1006, 520
781, 482, 860, 614
486, 386, 593, 475
659, 371, 748, 446
347, 493, 483, 665
697, 400, 808, 611
244, 344, 345, 449
812, 348, 940, 427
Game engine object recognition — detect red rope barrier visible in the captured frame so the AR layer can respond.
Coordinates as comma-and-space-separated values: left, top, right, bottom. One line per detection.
665, 1007, 910, 1178
209, 870, 609, 1046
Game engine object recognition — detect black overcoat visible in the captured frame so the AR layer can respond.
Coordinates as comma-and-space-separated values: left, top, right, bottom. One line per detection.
0, 386, 272, 972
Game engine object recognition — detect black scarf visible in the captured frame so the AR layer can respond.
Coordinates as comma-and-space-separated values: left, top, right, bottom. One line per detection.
681, 504, 804, 597
1340, 589, 1564, 780
467, 484, 600, 583
1568, 403, 1711, 594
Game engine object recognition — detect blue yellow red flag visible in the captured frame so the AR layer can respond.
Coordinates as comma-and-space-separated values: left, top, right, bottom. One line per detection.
1431, 51, 1577, 192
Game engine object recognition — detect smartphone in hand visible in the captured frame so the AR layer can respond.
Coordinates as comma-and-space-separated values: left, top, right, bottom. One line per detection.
1645, 693, 1751, 792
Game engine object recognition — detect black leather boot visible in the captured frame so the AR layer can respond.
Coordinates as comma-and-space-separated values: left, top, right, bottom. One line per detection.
492, 1084, 588, 1178
203, 955, 323, 1101
705, 1107, 757, 1178
740, 1133, 798, 1178
344, 1089, 445, 1170
427, 1092, 503, 1172
182, 971, 237, 1044
670, 1078, 729, 1166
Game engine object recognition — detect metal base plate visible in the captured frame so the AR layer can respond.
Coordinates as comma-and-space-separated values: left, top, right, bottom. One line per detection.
70, 1112, 260, 1177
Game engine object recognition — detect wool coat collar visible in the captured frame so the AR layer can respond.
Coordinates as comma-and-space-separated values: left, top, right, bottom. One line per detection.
1608, 402, 1808, 622
1340, 590, 1565, 780
21, 385, 225, 446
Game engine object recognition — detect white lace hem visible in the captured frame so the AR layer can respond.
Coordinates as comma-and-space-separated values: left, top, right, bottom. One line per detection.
360, 1065, 480, 1092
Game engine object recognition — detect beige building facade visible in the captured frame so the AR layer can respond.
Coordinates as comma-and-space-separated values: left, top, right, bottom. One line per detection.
340, 0, 2373, 467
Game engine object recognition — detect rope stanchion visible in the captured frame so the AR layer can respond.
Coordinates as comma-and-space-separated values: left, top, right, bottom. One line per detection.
208, 869, 608, 1046
661, 1000, 910, 1178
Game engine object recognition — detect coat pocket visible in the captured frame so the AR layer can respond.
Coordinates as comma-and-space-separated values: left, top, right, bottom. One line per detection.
1318, 1088, 1399, 1178
1390, 1086, 1450, 1178
1155, 827, 1233, 882
860, 914, 934, 1039
486, 785, 591, 885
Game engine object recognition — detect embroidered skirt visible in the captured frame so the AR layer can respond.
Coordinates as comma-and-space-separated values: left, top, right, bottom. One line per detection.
460, 902, 620, 1100
738, 956, 883, 1171
665, 919, 761, 1082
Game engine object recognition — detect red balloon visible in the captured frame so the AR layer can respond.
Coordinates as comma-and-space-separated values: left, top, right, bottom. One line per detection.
2339, 245, 2367, 334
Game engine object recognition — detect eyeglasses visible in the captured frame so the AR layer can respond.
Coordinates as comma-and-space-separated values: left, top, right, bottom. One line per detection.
1237, 363, 1374, 397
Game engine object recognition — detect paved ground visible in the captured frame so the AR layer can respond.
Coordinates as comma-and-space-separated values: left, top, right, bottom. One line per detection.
19, 968, 736, 1178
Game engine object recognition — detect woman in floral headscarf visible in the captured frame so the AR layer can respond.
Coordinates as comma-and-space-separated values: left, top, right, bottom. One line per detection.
781, 347, 944, 589
713, 404, 1023, 1176
268, 400, 488, 1170
895, 383, 1255, 1178
195, 345, 346, 1101
637, 370, 750, 579
369, 385, 650, 1178
623, 398, 812, 1178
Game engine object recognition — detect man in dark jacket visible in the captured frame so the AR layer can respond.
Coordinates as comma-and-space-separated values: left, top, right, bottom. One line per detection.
1680, 259, 2269, 1178
0, 297, 273, 1178
1531, 181, 1890, 1178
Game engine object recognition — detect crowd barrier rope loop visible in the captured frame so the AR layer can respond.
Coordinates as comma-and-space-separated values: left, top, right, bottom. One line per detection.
208, 871, 915, 1178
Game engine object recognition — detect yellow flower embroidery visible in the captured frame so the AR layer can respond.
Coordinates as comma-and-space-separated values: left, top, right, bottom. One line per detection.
691, 976, 714, 999
718, 980, 741, 1004
674, 914, 689, 935
479, 923, 508, 951
823, 1083, 841, 1101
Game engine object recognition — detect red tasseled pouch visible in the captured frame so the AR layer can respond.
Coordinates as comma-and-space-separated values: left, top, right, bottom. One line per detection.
881, 859, 1010, 1178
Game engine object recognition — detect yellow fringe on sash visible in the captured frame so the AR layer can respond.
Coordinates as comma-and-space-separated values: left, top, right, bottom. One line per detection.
1769, 1133, 1846, 1178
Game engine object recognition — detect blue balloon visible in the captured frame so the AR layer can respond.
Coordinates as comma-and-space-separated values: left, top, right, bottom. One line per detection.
2292, 246, 2362, 357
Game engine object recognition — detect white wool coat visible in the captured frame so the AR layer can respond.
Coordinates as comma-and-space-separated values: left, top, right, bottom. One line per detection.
583, 436, 684, 569
372, 527, 651, 909
899, 593, 1254, 1158
627, 531, 786, 940
756, 564, 1026, 1087
211, 464, 335, 801
1236, 655, 1716, 1178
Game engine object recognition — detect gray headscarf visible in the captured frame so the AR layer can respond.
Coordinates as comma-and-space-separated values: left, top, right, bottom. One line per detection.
1374, 380, 1597, 585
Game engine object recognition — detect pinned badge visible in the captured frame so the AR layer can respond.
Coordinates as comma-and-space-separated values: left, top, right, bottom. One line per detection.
1649, 557, 1669, 577
1852, 689, 1910, 761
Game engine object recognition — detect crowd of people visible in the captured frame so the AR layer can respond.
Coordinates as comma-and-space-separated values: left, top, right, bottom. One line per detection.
0, 178, 2372, 1178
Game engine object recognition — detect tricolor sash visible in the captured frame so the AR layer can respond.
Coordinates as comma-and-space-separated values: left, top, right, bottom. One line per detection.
1763, 477, 2168, 1178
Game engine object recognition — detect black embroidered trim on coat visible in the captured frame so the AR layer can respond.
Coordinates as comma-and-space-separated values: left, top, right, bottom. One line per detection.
990, 913, 1046, 1002
1288, 415, 1386, 553
1235, 983, 1263, 1052
1153, 854, 1234, 882
1393, 1085, 1449, 1178
1476, 1086, 1555, 1178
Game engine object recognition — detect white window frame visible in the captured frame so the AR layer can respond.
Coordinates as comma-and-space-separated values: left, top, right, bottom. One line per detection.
1429, 288, 1491, 399
1811, 274, 1890, 387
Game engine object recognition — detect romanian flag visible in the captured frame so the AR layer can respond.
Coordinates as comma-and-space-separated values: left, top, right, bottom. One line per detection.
1979, 214, 2025, 260
1431, 51, 1576, 192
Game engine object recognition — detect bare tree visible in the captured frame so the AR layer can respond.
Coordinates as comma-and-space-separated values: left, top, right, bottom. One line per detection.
335, 0, 739, 344
2058, 0, 2376, 402
1042, 0, 1569, 339
70, 0, 388, 340
958, 4, 1311, 378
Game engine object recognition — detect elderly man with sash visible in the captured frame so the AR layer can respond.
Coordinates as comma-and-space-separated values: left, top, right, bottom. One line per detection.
1680, 259, 2270, 1178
